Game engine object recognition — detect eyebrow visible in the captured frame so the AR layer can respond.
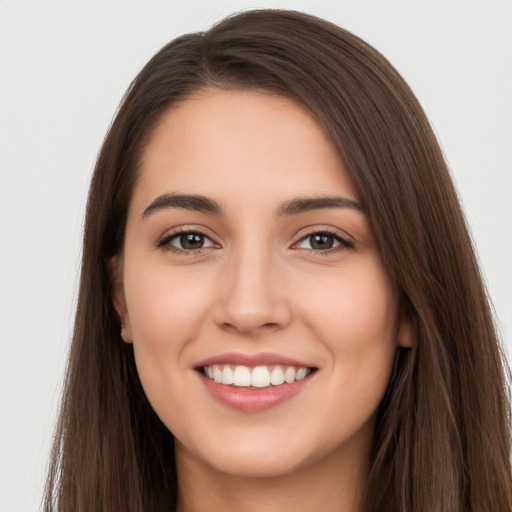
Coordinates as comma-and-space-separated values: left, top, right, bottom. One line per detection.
142, 193, 223, 217
142, 193, 364, 218
277, 196, 364, 216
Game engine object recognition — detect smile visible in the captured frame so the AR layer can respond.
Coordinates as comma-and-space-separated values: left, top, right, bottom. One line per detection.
196, 354, 318, 412
202, 364, 312, 388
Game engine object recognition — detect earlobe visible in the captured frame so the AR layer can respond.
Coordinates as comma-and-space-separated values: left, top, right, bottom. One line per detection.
120, 318, 133, 343
109, 256, 133, 344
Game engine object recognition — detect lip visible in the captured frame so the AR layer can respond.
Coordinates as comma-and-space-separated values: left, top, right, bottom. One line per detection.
194, 351, 315, 369
198, 372, 316, 412
194, 352, 318, 412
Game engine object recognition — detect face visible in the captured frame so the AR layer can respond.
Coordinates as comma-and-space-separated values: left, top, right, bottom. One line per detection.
113, 89, 411, 479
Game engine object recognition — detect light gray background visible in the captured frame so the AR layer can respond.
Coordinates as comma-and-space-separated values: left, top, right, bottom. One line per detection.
1, 1, 511, 511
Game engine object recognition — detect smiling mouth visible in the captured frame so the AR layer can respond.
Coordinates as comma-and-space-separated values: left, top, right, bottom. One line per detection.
200, 364, 317, 389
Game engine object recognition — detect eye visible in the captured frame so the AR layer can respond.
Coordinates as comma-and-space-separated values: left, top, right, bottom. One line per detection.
295, 231, 353, 251
158, 230, 216, 252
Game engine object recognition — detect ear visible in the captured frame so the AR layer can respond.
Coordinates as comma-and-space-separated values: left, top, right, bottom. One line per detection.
109, 255, 133, 343
397, 305, 414, 348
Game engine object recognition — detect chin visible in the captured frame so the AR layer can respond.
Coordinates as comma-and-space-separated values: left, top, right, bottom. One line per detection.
175, 426, 337, 480
205, 447, 310, 479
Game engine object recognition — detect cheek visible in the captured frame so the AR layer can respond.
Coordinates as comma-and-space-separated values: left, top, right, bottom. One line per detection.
294, 266, 399, 441
121, 264, 216, 429
303, 264, 397, 338
124, 261, 214, 346
298, 261, 399, 387
122, 261, 215, 401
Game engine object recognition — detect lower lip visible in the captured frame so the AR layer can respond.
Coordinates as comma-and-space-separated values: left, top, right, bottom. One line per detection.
199, 372, 315, 412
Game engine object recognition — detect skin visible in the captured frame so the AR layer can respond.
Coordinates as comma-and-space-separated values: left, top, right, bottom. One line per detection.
113, 89, 412, 512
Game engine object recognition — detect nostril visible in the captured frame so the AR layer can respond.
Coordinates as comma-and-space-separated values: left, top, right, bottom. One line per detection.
219, 320, 282, 335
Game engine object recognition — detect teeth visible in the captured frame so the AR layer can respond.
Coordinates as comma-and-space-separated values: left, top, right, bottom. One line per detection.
270, 366, 285, 385
233, 366, 251, 386
204, 364, 311, 388
251, 366, 271, 388
213, 365, 223, 383
222, 365, 234, 385
296, 368, 308, 381
284, 367, 296, 383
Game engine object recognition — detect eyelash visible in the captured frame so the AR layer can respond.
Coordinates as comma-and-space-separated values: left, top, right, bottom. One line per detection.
156, 228, 354, 255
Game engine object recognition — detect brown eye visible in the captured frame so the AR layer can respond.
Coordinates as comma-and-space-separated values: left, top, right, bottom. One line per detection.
310, 234, 335, 250
164, 231, 215, 251
296, 232, 352, 251
180, 233, 205, 250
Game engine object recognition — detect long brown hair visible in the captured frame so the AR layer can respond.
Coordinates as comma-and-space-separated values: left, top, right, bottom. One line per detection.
44, 9, 512, 511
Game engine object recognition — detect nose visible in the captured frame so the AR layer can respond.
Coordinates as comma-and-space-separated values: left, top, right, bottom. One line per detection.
213, 248, 292, 336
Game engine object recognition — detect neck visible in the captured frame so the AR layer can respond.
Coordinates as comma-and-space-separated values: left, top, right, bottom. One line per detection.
175, 436, 370, 512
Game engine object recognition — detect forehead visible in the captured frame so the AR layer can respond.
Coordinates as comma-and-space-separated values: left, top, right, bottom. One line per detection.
132, 88, 358, 214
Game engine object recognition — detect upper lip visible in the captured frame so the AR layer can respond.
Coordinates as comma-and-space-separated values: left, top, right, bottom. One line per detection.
194, 352, 317, 369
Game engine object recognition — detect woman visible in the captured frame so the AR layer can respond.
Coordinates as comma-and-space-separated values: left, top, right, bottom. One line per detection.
44, 9, 512, 512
